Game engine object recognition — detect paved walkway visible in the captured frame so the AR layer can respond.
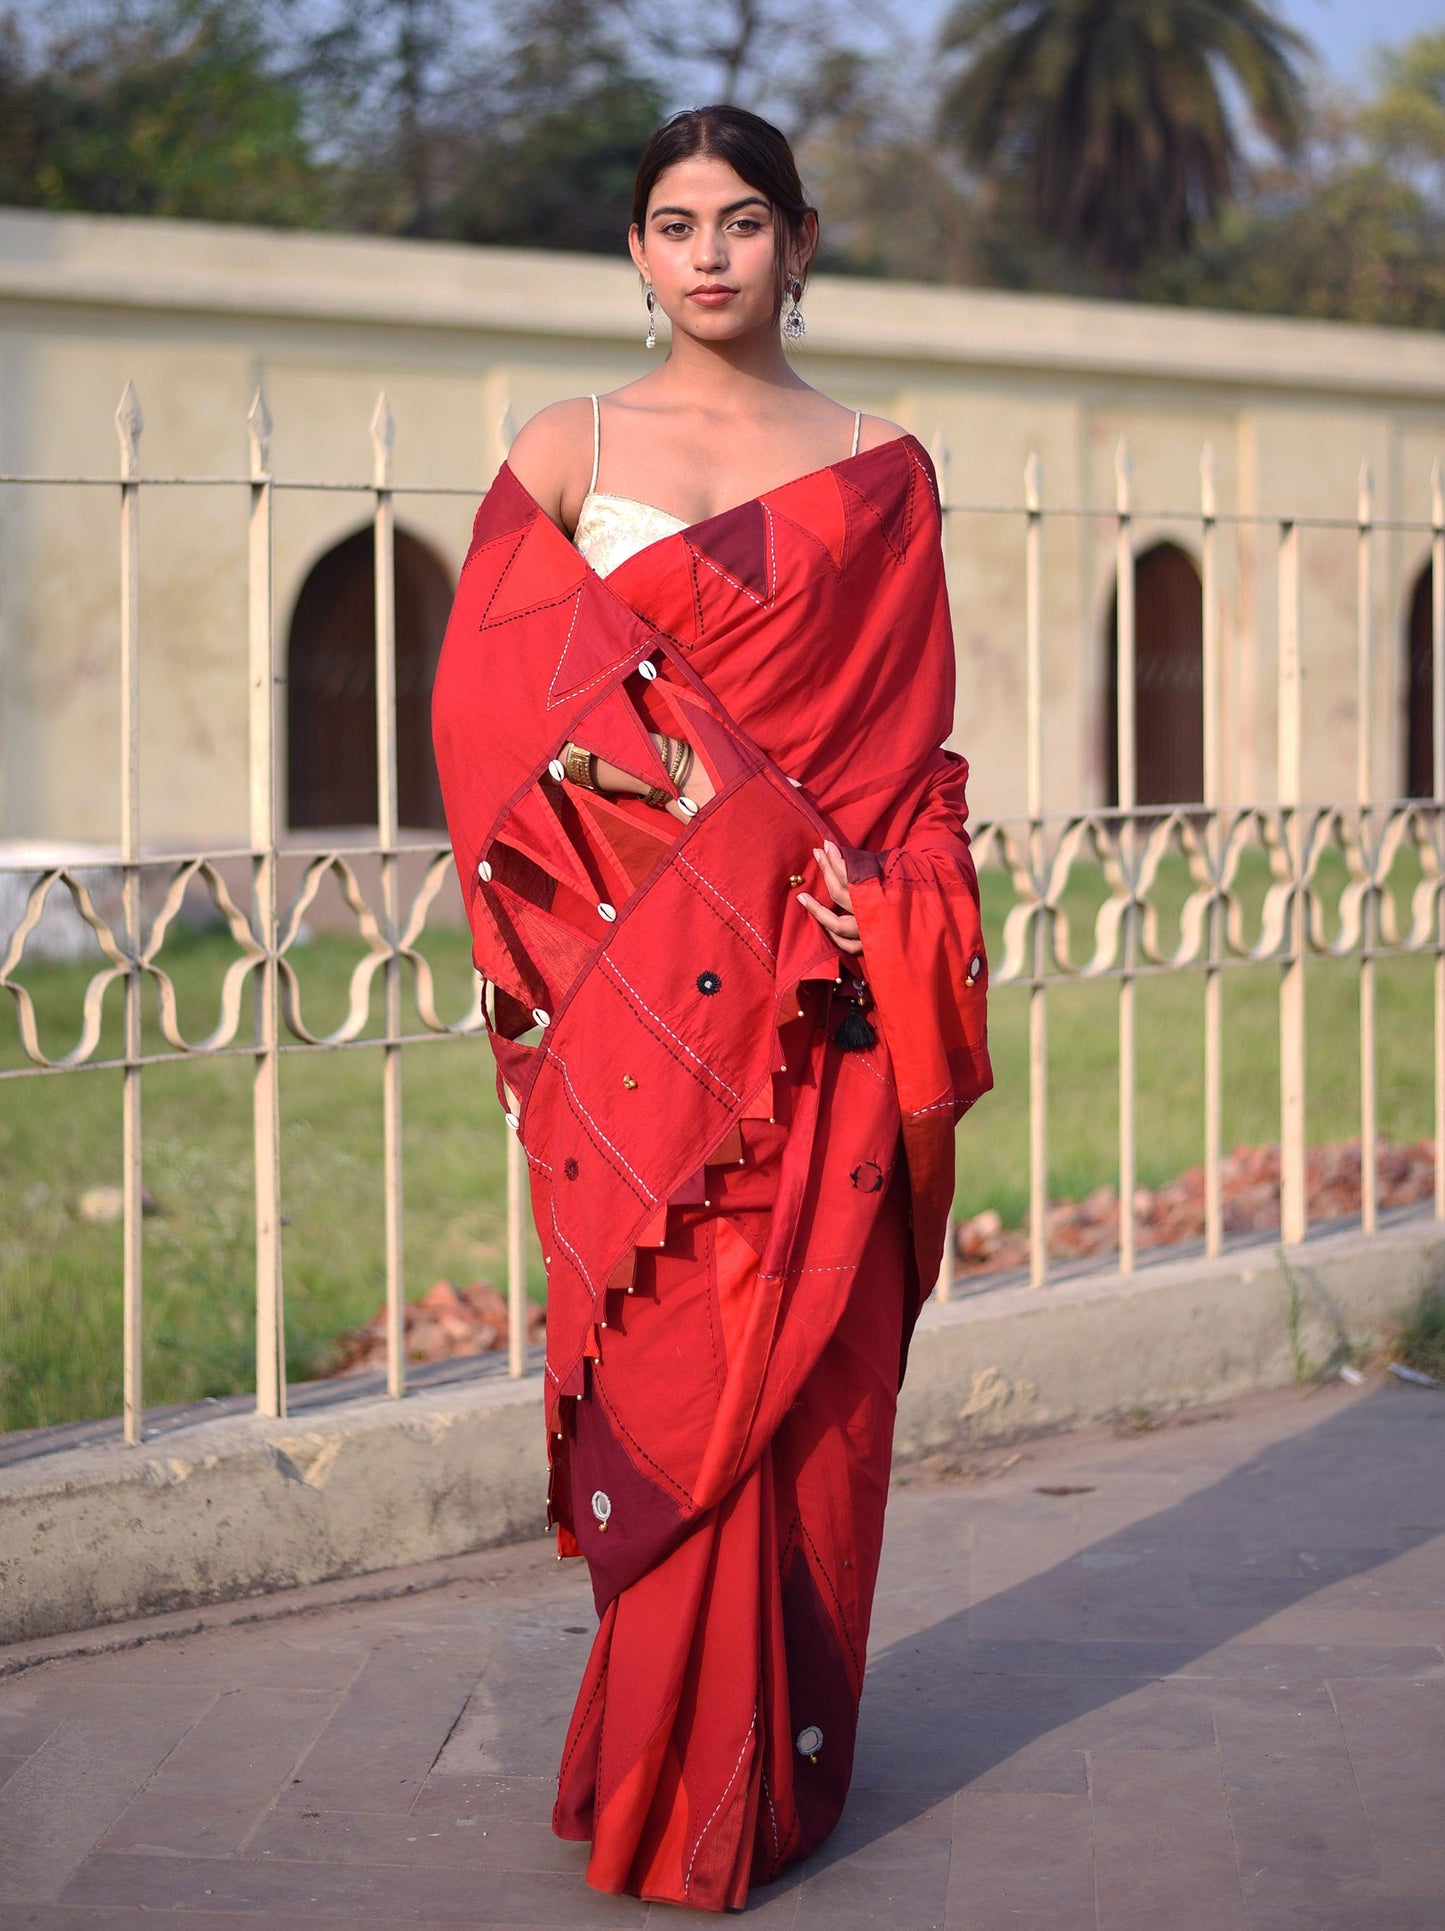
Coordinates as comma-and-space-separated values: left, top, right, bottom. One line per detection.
1, 1377, 1442, 1929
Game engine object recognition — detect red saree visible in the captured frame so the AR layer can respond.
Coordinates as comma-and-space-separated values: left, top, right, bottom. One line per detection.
431, 431, 992, 1911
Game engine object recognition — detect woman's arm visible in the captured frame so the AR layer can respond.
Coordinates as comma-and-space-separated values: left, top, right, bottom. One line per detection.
505, 397, 596, 536
583, 737, 718, 824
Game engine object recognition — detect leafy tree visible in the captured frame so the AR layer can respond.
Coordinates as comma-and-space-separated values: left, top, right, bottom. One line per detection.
1356, 30, 1445, 201
1141, 75, 1445, 329
0, 0, 324, 224
935, 0, 1309, 286
436, 0, 666, 251
298, 0, 466, 235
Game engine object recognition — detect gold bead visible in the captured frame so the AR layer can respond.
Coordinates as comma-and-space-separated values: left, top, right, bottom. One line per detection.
622, 1074, 638, 1088
788, 873, 804, 887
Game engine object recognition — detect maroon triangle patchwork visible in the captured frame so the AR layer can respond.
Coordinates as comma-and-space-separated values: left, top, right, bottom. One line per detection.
491, 1033, 544, 1111
838, 440, 916, 564
464, 468, 535, 558
687, 498, 776, 605
546, 582, 644, 711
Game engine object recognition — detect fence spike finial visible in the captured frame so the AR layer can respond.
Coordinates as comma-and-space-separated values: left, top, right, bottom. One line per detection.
247, 387, 273, 480
115, 381, 143, 481
929, 427, 951, 502
1114, 436, 1132, 514
1199, 441, 1216, 519
1358, 458, 1374, 524
1024, 449, 1042, 513
371, 391, 395, 489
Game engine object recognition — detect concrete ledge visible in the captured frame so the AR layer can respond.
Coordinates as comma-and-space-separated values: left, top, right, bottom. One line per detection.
896, 1214, 1443, 1457
0, 1368, 546, 1646
2, 1217, 1438, 1645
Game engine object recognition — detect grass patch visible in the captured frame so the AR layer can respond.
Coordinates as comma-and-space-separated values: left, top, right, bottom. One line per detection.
1, 847, 1438, 1431
1388, 1289, 1445, 1381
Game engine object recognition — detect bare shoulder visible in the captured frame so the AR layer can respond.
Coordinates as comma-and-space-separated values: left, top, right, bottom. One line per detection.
854, 413, 911, 454
505, 396, 596, 528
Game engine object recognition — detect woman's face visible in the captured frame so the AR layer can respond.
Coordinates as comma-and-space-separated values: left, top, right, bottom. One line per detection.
629, 153, 812, 347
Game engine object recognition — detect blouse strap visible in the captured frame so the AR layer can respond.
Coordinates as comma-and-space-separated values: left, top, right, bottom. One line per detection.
588, 394, 602, 497
851, 409, 863, 457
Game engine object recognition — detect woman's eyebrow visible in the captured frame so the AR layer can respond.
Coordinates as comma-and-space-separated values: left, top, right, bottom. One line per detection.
650, 196, 771, 219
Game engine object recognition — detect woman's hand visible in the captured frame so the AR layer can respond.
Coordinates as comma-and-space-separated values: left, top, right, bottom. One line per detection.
798, 840, 863, 956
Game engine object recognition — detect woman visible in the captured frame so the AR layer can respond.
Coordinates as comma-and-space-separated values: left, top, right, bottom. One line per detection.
432, 104, 992, 1912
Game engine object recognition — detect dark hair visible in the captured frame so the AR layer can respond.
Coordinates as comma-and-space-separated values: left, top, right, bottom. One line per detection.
630, 105, 819, 308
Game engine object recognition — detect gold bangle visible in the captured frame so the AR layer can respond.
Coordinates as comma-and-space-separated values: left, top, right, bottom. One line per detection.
563, 740, 597, 790
642, 733, 676, 809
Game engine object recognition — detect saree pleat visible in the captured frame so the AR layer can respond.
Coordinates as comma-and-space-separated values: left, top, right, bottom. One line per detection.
554, 1146, 912, 1912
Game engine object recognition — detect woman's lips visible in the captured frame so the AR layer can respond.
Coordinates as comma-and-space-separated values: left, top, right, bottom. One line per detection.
689, 288, 738, 306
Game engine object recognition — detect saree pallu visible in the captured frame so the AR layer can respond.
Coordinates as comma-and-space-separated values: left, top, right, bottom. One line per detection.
432, 432, 992, 1911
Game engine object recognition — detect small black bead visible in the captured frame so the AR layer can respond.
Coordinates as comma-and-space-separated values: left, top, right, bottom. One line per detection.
564, 1157, 579, 1179
697, 970, 722, 994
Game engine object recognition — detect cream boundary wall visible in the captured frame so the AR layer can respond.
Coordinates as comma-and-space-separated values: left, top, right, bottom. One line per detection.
1, 205, 1444, 845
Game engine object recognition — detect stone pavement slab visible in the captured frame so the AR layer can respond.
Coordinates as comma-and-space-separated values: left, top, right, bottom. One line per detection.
0, 1376, 1441, 1929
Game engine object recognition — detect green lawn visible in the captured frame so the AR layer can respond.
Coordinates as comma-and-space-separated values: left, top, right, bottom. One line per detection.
2, 849, 1437, 1432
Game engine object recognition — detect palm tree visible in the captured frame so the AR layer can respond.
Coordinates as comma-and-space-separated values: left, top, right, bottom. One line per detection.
937, 0, 1309, 285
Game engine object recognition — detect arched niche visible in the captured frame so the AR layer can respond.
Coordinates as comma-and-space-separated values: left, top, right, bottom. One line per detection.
1103, 540, 1205, 808
286, 526, 453, 830
1404, 559, 1437, 799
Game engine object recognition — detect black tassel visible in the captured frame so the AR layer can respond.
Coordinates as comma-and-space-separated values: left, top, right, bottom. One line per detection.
833, 1006, 877, 1051
832, 976, 877, 1051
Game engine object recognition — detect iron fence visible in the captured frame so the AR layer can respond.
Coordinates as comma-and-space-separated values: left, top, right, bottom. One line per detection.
2, 388, 1442, 1442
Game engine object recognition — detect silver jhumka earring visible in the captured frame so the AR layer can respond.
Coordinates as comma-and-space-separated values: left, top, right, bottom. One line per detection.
783, 277, 806, 341
645, 285, 657, 350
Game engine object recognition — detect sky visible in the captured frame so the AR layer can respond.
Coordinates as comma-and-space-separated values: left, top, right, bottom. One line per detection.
1276, 0, 1444, 81
902, 0, 1443, 81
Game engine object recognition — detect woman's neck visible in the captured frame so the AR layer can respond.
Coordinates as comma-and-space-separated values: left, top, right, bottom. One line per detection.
651, 323, 809, 410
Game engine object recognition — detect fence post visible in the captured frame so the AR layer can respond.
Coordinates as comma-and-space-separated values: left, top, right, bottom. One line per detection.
1025, 450, 1048, 1286
372, 394, 407, 1399
1278, 517, 1307, 1246
1433, 462, 1444, 1221
116, 383, 144, 1445
1115, 441, 1137, 1273
932, 427, 955, 1302
1357, 462, 1377, 1235
1200, 443, 1223, 1258
248, 388, 286, 1419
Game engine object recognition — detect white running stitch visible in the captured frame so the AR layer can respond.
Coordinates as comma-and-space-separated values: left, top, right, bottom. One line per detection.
599, 954, 741, 1102
694, 550, 766, 608
545, 589, 634, 710
760, 1762, 781, 1865
544, 587, 586, 707
683, 1711, 757, 1901
757, 1260, 850, 1281
547, 1048, 655, 1201
910, 1096, 953, 1117
549, 1195, 595, 1295
843, 1047, 892, 1089
675, 853, 775, 961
